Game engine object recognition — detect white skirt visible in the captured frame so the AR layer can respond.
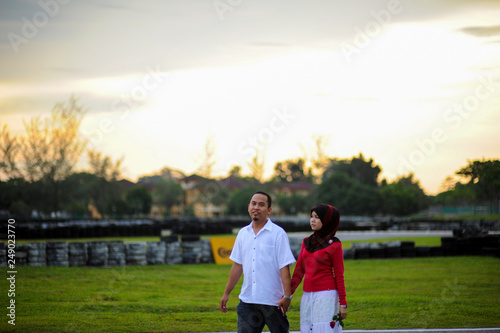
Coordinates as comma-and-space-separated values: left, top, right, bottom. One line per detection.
300, 290, 342, 333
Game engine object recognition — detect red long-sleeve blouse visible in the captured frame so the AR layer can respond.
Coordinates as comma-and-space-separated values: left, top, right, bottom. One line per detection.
291, 239, 347, 306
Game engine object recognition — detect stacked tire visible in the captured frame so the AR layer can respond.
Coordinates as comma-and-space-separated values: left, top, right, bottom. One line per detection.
182, 240, 202, 264
165, 241, 182, 265
126, 242, 147, 265
87, 241, 108, 267
46, 242, 69, 267
108, 241, 126, 266
352, 242, 370, 259
27, 242, 47, 266
0, 243, 6, 267
200, 239, 214, 263
68, 242, 87, 267
400, 241, 416, 258
147, 242, 166, 265
288, 236, 303, 260
15, 244, 28, 266
369, 242, 385, 259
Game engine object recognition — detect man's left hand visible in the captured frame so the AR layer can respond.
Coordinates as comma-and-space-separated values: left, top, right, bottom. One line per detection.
277, 297, 291, 315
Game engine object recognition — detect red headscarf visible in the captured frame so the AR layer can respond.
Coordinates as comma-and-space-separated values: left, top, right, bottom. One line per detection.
304, 204, 340, 253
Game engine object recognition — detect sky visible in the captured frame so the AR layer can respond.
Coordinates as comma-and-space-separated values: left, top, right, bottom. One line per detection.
1, 0, 500, 195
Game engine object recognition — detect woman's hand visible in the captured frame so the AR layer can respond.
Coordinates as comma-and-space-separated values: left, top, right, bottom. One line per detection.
340, 306, 347, 319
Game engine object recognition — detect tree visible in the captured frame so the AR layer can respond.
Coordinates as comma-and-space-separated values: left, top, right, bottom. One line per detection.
323, 153, 381, 187
154, 179, 183, 216
247, 145, 265, 182
126, 186, 152, 216
0, 124, 21, 179
433, 182, 477, 206
197, 133, 217, 178
226, 186, 259, 216
86, 150, 125, 217
0, 96, 87, 213
87, 149, 123, 181
229, 165, 242, 177
273, 158, 311, 183
456, 159, 500, 213
276, 192, 311, 215
62, 172, 102, 217
381, 173, 429, 216
315, 172, 380, 215
299, 133, 332, 182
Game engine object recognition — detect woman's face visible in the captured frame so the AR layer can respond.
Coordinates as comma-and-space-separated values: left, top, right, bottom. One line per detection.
310, 211, 323, 231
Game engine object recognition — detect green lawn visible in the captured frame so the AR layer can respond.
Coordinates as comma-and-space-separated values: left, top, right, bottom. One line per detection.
341, 236, 443, 249
1, 256, 499, 332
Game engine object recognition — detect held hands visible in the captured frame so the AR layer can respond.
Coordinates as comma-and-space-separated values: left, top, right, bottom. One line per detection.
277, 297, 291, 315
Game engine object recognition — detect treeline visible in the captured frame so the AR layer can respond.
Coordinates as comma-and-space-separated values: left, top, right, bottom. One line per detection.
1, 97, 499, 219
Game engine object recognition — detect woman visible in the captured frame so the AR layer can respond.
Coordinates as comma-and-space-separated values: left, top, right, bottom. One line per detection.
291, 204, 348, 333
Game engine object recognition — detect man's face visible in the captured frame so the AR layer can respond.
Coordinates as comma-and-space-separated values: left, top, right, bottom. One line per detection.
248, 193, 271, 222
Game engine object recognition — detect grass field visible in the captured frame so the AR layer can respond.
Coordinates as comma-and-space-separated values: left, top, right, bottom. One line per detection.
1, 255, 499, 332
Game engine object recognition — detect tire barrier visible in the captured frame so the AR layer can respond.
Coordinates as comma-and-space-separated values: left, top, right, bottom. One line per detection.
369, 242, 386, 259
181, 240, 202, 264
4, 233, 499, 267
147, 242, 166, 265
46, 242, 69, 267
385, 241, 402, 258
165, 241, 182, 265
108, 241, 126, 267
87, 241, 109, 267
126, 242, 147, 266
343, 248, 355, 260
351, 242, 370, 259
200, 239, 214, 263
16, 244, 28, 266
0, 243, 6, 267
15, 219, 163, 240
68, 242, 87, 267
401, 241, 416, 258
288, 236, 303, 260
27, 242, 46, 266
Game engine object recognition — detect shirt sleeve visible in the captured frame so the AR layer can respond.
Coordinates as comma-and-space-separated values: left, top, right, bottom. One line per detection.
291, 240, 306, 295
229, 230, 243, 264
276, 229, 296, 269
332, 242, 347, 306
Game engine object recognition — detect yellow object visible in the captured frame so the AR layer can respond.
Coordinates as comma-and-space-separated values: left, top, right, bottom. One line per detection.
210, 237, 236, 265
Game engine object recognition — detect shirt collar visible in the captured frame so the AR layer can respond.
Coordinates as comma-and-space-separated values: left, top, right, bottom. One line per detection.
247, 218, 273, 234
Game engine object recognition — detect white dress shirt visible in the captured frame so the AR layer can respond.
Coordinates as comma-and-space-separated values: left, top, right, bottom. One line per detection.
230, 219, 296, 306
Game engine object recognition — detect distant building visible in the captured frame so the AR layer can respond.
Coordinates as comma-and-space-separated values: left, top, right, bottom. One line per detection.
273, 180, 314, 196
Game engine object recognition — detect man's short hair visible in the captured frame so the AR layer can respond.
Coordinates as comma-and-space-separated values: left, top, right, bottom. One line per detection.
252, 191, 272, 208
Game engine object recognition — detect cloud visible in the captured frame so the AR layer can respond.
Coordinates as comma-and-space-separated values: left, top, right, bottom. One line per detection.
459, 25, 500, 38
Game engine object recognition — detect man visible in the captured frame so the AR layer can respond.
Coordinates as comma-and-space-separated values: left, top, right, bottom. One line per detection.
220, 191, 296, 333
